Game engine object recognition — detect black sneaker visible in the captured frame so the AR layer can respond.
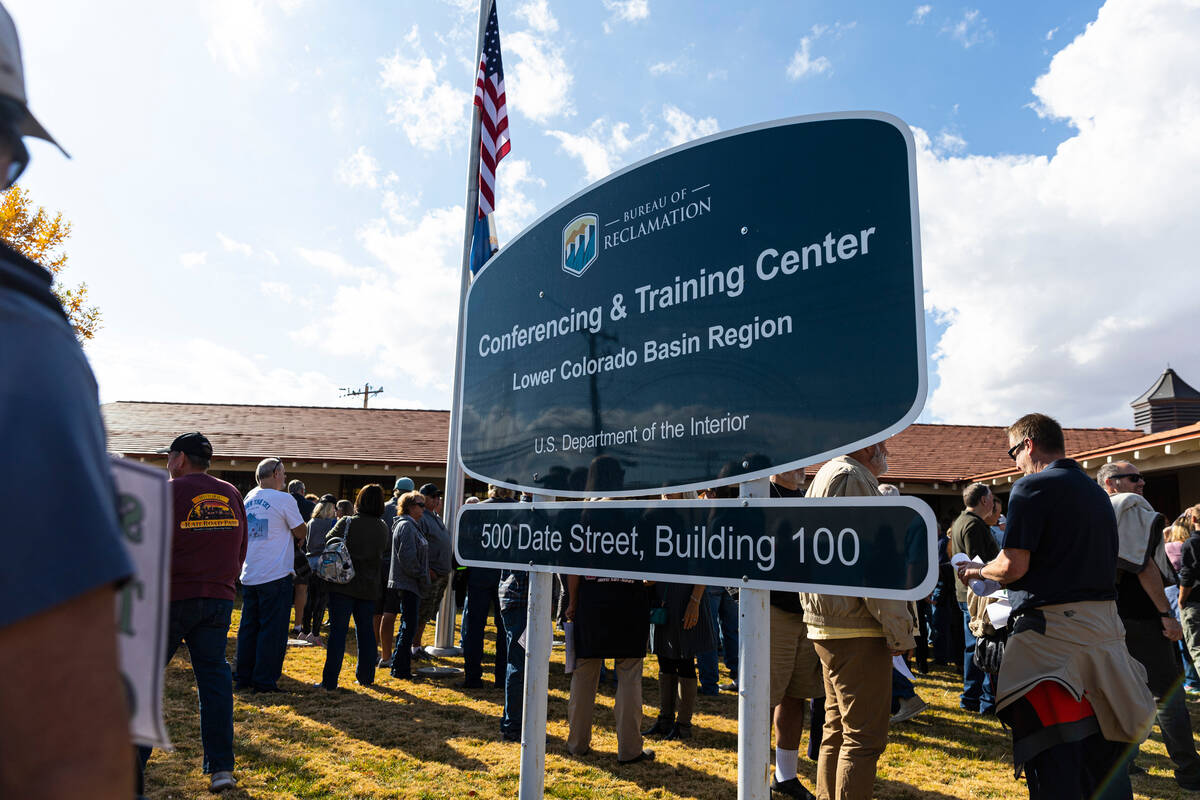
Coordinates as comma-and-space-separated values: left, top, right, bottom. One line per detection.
770, 776, 816, 800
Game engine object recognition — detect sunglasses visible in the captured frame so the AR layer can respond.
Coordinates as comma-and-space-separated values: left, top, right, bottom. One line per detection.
1007, 440, 1027, 461
414, 501, 426, 508
1112, 473, 1145, 483
0, 128, 27, 190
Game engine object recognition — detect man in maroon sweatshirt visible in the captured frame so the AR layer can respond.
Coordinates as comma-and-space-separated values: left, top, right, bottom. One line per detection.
140, 432, 248, 794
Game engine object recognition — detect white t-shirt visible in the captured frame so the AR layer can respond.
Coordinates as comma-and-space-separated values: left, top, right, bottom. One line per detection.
240, 487, 303, 586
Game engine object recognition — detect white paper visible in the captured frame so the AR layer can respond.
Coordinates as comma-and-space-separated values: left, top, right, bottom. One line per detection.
892, 655, 916, 683
110, 456, 173, 750
563, 620, 576, 674
951, 552, 1002, 597
986, 594, 1012, 629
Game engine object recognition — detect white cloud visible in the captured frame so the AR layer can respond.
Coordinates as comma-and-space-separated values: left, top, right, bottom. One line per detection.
650, 59, 683, 76
260, 280, 313, 309
179, 251, 207, 269
201, 0, 271, 74
602, 0, 650, 32
942, 9, 993, 49
91, 334, 343, 407
379, 26, 470, 151
934, 130, 967, 154
786, 27, 833, 80
337, 145, 381, 189
493, 158, 546, 240
291, 204, 466, 393
515, 0, 559, 33
1045, 26, 1059, 41
546, 118, 653, 183
918, 0, 1200, 426
911, 5, 933, 25
505, 29, 574, 123
294, 247, 375, 281
216, 232, 254, 257
661, 104, 718, 147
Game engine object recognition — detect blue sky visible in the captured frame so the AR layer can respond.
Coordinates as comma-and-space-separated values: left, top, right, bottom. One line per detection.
9, 0, 1198, 428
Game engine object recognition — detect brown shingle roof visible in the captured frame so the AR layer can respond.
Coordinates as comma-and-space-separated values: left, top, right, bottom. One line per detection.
968, 423, 1195, 482
828, 423, 1142, 484
102, 402, 1146, 485
102, 401, 449, 465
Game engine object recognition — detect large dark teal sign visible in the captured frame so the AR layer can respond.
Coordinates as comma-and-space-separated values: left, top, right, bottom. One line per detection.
456, 497, 936, 600
460, 112, 925, 497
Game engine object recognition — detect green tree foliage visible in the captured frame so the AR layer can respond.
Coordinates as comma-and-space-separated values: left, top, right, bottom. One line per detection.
0, 186, 100, 341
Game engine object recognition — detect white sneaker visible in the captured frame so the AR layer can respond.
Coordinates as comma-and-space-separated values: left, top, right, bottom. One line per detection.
209, 771, 237, 792
890, 695, 928, 724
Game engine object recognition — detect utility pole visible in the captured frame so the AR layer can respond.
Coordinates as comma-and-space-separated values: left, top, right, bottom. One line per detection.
339, 383, 383, 408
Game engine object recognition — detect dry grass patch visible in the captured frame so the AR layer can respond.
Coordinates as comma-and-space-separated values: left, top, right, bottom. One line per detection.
144, 607, 1197, 799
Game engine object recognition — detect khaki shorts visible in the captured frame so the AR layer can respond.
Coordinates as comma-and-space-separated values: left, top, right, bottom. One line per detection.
770, 605, 823, 706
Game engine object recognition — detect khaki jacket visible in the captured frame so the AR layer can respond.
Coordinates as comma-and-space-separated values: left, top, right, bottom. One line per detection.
997, 600, 1155, 744
798, 455, 918, 652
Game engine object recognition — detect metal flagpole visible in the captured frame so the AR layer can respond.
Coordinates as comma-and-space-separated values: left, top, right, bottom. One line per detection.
433, 0, 492, 654
738, 476, 772, 800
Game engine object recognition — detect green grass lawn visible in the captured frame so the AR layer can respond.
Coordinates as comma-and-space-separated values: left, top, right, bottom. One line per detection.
143, 606, 1197, 799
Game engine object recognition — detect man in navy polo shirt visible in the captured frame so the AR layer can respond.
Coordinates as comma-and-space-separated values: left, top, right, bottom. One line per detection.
958, 413, 1155, 798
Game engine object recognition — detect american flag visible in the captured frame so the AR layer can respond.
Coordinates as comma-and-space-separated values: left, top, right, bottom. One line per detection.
474, 0, 509, 217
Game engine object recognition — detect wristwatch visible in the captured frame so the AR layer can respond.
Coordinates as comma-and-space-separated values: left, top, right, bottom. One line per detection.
1160, 610, 1174, 618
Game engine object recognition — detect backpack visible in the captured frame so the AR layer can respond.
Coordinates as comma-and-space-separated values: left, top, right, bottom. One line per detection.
318, 519, 356, 584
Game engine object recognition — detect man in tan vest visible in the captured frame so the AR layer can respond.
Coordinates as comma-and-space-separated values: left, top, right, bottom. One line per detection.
799, 439, 916, 800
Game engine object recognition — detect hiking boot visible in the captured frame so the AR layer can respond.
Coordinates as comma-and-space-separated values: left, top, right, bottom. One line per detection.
889, 695, 928, 724
770, 776, 815, 799
209, 771, 237, 793
642, 717, 673, 737
664, 722, 692, 740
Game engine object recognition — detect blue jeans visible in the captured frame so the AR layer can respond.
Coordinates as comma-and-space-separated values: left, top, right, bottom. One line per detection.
697, 586, 739, 690
892, 665, 916, 700
389, 589, 421, 678
234, 575, 293, 691
461, 582, 506, 686
1166, 585, 1200, 689
323, 592, 377, 688
139, 597, 235, 777
959, 600, 995, 712
500, 605, 527, 735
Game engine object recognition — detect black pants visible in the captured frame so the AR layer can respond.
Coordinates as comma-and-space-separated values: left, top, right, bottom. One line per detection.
659, 655, 696, 679
302, 577, 329, 635
1025, 732, 1133, 800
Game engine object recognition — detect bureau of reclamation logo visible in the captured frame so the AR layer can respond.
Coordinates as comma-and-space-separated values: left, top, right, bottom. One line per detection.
562, 213, 598, 277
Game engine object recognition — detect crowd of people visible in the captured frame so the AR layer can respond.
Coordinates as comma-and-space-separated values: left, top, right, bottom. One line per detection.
1, 9, 1196, 797
128, 413, 1200, 800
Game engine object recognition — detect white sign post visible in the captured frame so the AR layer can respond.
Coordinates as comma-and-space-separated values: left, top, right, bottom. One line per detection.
519, 493, 555, 799
110, 456, 173, 749
737, 477, 771, 800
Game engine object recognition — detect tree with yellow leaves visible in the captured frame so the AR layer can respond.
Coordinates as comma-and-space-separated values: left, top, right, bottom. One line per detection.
0, 186, 100, 341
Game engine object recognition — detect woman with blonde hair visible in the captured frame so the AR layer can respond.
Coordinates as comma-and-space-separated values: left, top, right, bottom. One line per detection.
299, 501, 337, 644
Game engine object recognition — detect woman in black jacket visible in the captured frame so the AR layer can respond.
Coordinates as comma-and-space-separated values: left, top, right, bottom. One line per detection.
318, 484, 389, 690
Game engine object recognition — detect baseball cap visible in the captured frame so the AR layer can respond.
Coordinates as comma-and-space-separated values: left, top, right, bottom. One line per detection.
418, 483, 442, 497
394, 476, 415, 492
157, 432, 213, 459
0, 5, 68, 156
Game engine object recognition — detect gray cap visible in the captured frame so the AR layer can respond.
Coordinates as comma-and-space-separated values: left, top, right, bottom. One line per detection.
0, 4, 68, 156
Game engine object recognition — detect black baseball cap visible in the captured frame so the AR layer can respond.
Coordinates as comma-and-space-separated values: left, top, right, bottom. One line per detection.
419, 483, 442, 497
157, 432, 213, 459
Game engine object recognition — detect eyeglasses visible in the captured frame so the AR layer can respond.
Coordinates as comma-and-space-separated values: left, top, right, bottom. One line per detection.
1007, 440, 1027, 461
1112, 473, 1145, 483
1, 133, 26, 189
414, 501, 426, 508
